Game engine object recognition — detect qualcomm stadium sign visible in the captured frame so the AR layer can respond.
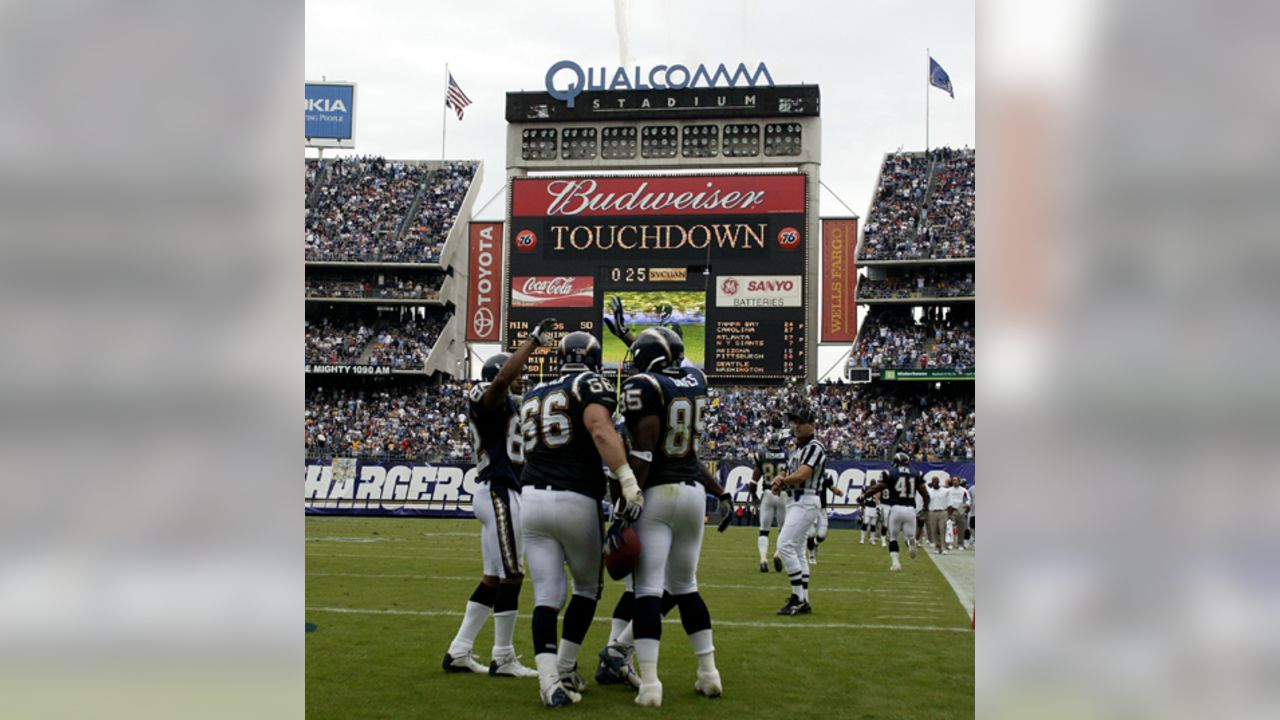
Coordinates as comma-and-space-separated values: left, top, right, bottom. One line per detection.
545, 61, 775, 108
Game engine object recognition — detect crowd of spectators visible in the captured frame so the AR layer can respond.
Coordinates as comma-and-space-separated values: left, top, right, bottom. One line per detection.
852, 310, 975, 372
305, 383, 472, 461
857, 268, 975, 299
901, 392, 975, 461
858, 153, 931, 260
304, 157, 477, 263
858, 148, 976, 261
922, 148, 976, 258
363, 313, 452, 369
305, 317, 374, 364
304, 379, 973, 462
399, 162, 478, 264
305, 272, 444, 300
305, 160, 320, 200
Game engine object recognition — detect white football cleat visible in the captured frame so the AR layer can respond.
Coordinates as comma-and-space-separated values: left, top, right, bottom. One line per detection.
695, 669, 723, 698
909, 543, 917, 559
490, 653, 538, 678
635, 679, 663, 707
559, 668, 587, 694
442, 652, 487, 674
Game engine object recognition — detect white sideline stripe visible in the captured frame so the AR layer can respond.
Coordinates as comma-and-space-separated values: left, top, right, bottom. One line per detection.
305, 572, 936, 597
305, 606, 972, 634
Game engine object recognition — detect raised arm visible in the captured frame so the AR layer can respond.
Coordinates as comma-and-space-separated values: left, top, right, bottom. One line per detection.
483, 318, 555, 409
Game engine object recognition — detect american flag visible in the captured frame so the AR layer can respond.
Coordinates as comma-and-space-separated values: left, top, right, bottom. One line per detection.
445, 73, 472, 120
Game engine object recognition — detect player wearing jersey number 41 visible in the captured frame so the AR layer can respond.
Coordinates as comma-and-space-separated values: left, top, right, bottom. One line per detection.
518, 330, 642, 708
613, 327, 723, 708
858, 451, 929, 571
442, 318, 554, 679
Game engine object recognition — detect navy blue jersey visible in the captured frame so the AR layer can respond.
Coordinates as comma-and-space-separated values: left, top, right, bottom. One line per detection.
882, 465, 924, 507
753, 448, 789, 491
621, 367, 708, 488
518, 371, 618, 500
819, 474, 834, 509
467, 382, 523, 491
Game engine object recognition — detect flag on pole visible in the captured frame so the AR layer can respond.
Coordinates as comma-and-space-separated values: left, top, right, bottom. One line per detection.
445, 73, 472, 120
929, 56, 954, 99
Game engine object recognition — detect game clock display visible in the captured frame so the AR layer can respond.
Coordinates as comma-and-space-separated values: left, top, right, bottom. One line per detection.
505, 173, 808, 382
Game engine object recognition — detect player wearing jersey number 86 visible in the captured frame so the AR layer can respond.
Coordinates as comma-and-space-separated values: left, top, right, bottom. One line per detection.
518, 330, 641, 708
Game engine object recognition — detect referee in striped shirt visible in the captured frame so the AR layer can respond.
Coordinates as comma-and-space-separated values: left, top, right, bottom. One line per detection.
770, 405, 828, 616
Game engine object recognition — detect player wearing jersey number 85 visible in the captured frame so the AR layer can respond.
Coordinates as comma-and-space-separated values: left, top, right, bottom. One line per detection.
610, 327, 723, 707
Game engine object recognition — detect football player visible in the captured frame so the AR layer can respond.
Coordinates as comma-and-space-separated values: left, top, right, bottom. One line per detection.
603, 295, 694, 369
748, 433, 789, 572
601, 327, 723, 707
805, 475, 843, 564
442, 319, 555, 678
519, 331, 643, 708
770, 406, 828, 616
858, 452, 929, 571
859, 489, 879, 545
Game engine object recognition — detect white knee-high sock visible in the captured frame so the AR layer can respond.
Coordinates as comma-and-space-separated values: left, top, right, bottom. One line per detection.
556, 639, 580, 675
448, 601, 492, 656
492, 610, 517, 659
757, 534, 768, 562
689, 629, 716, 672
635, 638, 660, 684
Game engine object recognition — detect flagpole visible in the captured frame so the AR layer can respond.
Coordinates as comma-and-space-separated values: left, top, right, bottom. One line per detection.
442, 63, 448, 160
925, 48, 930, 155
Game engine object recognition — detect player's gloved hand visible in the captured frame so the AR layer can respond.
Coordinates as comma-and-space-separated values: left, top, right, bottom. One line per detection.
529, 318, 557, 347
603, 520, 630, 554
603, 295, 628, 338
614, 465, 644, 522
715, 493, 734, 533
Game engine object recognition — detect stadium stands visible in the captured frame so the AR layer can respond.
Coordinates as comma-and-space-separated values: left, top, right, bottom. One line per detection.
858, 148, 975, 261
856, 266, 975, 300
305, 270, 445, 300
304, 380, 974, 462
305, 313, 451, 370
304, 157, 478, 263
851, 308, 975, 372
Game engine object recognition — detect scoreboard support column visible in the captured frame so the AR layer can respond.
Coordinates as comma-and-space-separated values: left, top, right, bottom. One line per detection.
803, 160, 821, 384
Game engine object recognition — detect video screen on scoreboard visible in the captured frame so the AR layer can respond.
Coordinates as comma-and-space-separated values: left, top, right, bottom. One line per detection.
505, 173, 808, 382
601, 290, 707, 368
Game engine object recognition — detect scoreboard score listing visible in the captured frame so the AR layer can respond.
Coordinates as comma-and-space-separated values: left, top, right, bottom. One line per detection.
504, 173, 808, 383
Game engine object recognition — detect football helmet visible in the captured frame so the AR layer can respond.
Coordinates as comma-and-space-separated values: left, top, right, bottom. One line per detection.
629, 327, 677, 372
653, 326, 684, 364
765, 433, 786, 451
558, 331, 602, 372
480, 352, 511, 383
893, 451, 911, 466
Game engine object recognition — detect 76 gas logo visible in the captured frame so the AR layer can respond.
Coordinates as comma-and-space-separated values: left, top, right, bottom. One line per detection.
777, 227, 800, 249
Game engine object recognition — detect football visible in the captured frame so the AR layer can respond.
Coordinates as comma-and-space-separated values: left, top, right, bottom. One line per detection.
604, 526, 641, 580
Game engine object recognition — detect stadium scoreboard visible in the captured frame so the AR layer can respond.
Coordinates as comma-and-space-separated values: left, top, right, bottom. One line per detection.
502, 79, 821, 383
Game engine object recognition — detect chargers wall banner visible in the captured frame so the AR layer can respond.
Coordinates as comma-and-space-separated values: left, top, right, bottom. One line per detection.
821, 217, 858, 342
304, 457, 973, 518
466, 222, 504, 341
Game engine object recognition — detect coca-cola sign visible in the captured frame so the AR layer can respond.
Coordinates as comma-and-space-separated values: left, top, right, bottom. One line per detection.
511, 276, 595, 308
512, 174, 805, 218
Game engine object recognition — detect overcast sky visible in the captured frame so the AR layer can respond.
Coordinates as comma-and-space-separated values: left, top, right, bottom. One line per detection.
306, 0, 974, 221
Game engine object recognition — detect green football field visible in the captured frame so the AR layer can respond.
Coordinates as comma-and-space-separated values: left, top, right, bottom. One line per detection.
306, 517, 974, 719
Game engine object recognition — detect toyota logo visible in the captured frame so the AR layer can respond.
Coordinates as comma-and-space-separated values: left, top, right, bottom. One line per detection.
472, 308, 494, 338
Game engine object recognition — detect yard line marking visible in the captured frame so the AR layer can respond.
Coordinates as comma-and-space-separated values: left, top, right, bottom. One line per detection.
305, 606, 973, 634
305, 572, 936, 596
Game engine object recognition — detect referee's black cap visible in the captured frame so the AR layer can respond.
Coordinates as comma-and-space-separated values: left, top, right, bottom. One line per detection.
786, 406, 817, 425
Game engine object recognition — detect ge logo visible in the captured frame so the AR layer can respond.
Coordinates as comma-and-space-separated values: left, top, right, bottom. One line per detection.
721, 278, 739, 295
515, 229, 538, 251
777, 227, 800, 249
472, 307, 494, 338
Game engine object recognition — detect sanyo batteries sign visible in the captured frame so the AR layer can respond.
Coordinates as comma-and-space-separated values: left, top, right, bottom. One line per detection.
305, 81, 357, 148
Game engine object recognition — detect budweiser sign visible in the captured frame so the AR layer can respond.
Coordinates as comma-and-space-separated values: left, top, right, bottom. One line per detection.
512, 174, 806, 218
511, 276, 595, 308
